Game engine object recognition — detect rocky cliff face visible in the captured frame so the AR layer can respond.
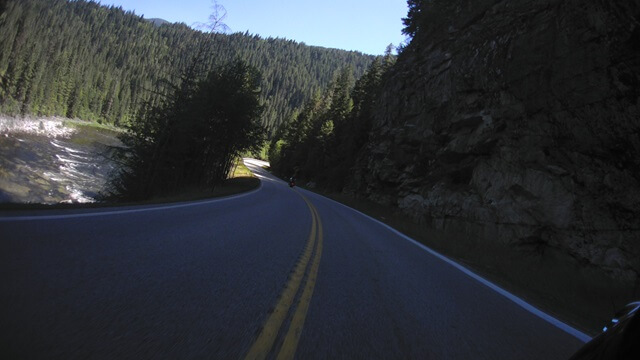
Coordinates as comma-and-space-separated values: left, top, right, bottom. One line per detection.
350, 0, 640, 281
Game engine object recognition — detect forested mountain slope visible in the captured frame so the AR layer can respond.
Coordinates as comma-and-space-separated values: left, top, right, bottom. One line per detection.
0, 0, 373, 134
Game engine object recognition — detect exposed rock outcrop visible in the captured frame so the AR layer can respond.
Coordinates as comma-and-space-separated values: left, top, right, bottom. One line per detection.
350, 0, 640, 281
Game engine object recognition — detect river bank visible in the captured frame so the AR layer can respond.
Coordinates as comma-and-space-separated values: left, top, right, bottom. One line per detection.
0, 116, 260, 207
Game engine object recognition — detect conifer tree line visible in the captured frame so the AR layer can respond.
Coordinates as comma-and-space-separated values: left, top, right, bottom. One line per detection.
0, 0, 373, 135
269, 0, 421, 190
108, 59, 265, 200
269, 50, 396, 190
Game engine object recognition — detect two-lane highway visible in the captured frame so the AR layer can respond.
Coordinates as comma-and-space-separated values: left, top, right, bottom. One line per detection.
0, 159, 589, 359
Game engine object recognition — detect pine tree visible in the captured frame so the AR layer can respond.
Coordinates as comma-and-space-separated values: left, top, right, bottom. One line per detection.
108, 60, 264, 200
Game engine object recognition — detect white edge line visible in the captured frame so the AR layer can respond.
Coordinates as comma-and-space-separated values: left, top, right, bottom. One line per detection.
0, 181, 263, 222
301, 189, 593, 343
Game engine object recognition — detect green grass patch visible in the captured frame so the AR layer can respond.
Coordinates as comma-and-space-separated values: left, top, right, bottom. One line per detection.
230, 159, 254, 178
62, 118, 125, 133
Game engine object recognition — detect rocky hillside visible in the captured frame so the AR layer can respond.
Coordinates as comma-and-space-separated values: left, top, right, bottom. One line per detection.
350, 0, 640, 281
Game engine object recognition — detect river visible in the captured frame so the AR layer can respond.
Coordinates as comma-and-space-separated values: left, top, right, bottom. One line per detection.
0, 117, 123, 204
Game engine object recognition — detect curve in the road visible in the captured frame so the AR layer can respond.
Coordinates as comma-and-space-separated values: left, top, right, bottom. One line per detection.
245, 191, 324, 360
0, 158, 591, 359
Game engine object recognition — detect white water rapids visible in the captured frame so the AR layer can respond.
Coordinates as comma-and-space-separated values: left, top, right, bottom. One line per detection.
0, 117, 122, 204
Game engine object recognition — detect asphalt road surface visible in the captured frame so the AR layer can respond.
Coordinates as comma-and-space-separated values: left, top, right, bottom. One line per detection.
0, 159, 590, 359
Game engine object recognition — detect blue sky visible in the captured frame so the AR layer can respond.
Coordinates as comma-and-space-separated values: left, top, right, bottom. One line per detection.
97, 0, 409, 55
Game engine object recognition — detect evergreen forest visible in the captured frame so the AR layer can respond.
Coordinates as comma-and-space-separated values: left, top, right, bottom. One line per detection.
269, 52, 396, 189
0, 0, 374, 135
109, 59, 265, 200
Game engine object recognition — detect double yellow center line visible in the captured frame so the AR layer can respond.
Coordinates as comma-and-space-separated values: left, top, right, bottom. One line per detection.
244, 192, 324, 360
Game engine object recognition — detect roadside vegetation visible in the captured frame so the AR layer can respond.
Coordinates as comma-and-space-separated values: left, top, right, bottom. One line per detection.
61, 118, 125, 133
230, 158, 254, 178
105, 59, 265, 201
